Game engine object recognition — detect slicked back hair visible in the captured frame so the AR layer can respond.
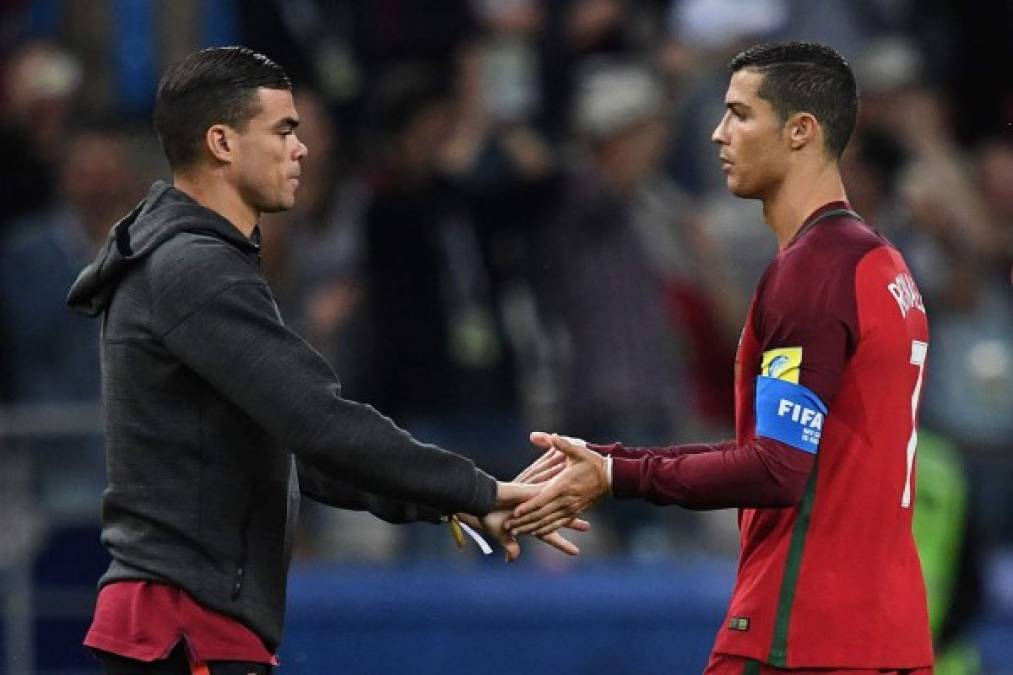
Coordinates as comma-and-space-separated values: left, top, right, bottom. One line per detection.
730, 41, 858, 159
153, 46, 291, 171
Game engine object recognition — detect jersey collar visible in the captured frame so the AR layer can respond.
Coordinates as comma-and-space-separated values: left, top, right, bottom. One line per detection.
786, 200, 851, 249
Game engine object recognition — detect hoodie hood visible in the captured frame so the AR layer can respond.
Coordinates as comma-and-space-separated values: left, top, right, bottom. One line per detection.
67, 181, 259, 316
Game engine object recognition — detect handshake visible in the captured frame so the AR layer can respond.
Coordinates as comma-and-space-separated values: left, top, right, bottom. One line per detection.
458, 432, 612, 562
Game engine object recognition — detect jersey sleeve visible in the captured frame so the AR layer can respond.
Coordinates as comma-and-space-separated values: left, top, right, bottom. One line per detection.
753, 252, 859, 407
749, 248, 861, 454
589, 442, 725, 460
610, 436, 814, 508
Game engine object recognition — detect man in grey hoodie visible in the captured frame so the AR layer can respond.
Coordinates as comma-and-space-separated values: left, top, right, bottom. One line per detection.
67, 46, 576, 674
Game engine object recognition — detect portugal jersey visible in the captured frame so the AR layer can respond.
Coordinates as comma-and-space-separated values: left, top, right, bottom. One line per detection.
713, 202, 933, 667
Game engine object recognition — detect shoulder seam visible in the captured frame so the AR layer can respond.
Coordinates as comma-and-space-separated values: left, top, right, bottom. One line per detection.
158, 279, 266, 341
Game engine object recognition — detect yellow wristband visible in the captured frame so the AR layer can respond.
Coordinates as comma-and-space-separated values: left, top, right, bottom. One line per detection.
449, 515, 465, 549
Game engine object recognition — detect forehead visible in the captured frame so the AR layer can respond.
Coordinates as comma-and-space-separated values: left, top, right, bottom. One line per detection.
725, 69, 766, 103
249, 87, 297, 123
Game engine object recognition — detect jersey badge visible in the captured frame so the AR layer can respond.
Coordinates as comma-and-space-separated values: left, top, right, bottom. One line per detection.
728, 616, 750, 631
761, 347, 802, 384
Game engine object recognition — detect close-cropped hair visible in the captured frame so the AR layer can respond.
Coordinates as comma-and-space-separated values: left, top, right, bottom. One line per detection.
153, 46, 291, 171
730, 41, 859, 159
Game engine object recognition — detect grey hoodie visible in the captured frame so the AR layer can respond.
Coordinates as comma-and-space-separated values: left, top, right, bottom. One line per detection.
68, 181, 497, 650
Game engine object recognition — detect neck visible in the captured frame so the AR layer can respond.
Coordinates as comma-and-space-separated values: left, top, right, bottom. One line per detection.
173, 170, 259, 238
761, 161, 847, 250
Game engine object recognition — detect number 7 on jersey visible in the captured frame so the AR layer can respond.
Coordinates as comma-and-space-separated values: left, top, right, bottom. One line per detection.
902, 340, 928, 508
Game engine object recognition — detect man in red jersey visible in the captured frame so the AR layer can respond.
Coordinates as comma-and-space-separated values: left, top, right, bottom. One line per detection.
507, 41, 933, 674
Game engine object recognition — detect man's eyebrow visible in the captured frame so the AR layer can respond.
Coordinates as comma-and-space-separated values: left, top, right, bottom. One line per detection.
274, 116, 300, 129
726, 101, 750, 112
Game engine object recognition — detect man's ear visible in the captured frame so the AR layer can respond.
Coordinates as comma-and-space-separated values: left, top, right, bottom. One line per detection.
206, 124, 236, 164
787, 112, 819, 151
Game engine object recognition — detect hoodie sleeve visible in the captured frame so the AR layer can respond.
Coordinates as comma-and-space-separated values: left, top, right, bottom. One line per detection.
296, 457, 444, 524
149, 238, 497, 517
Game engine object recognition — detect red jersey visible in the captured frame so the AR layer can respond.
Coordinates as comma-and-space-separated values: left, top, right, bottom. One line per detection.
713, 203, 932, 667
604, 202, 932, 669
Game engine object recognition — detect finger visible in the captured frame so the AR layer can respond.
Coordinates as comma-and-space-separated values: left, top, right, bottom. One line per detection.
534, 515, 578, 537
496, 481, 542, 508
515, 448, 561, 483
510, 500, 579, 535
510, 497, 586, 533
565, 517, 591, 532
539, 531, 579, 556
502, 536, 521, 562
511, 481, 566, 518
524, 457, 566, 485
514, 451, 547, 483
514, 445, 555, 478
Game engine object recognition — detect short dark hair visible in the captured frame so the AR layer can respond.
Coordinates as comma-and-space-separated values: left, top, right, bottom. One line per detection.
730, 41, 858, 159
153, 46, 290, 171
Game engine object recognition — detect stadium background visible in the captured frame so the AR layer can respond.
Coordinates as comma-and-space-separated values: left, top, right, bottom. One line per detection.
0, 1, 1009, 673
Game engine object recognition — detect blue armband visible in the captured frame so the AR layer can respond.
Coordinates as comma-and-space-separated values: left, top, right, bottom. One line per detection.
754, 376, 828, 454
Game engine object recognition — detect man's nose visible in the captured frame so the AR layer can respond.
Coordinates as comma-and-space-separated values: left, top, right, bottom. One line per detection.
711, 113, 729, 144
711, 122, 725, 145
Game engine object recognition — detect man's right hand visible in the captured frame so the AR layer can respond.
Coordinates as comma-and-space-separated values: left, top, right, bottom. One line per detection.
506, 434, 609, 537
482, 453, 591, 560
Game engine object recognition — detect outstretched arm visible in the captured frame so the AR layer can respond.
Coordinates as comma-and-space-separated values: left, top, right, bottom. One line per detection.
298, 457, 444, 523
506, 434, 813, 537
531, 430, 727, 461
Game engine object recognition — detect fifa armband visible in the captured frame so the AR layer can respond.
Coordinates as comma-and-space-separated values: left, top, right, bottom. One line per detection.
754, 376, 828, 454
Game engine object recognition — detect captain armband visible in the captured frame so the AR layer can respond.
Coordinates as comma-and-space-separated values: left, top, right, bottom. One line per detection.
754, 376, 828, 454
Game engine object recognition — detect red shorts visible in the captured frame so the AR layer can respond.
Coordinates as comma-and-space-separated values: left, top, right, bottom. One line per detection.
705, 653, 933, 675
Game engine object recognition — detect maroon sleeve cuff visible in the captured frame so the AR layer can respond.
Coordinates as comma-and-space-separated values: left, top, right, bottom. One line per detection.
611, 457, 644, 499
590, 442, 633, 458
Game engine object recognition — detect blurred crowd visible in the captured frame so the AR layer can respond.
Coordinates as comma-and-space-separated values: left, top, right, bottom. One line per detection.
0, 0, 1010, 571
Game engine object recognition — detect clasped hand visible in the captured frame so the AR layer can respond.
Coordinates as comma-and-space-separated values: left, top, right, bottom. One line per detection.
464, 432, 608, 561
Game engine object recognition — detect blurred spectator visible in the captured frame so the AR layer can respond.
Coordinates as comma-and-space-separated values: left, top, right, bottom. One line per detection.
532, 63, 695, 553
241, 0, 478, 160
0, 40, 81, 232
539, 0, 667, 142
944, 0, 1013, 145
538, 62, 682, 444
359, 65, 521, 481
0, 120, 143, 518
8, 0, 239, 117
978, 138, 1013, 272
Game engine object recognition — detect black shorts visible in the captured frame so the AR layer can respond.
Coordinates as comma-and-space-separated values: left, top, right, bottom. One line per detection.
95, 643, 273, 675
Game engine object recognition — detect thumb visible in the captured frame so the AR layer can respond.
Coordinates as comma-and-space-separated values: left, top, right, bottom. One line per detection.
497, 481, 541, 508
529, 431, 553, 449
550, 434, 585, 459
